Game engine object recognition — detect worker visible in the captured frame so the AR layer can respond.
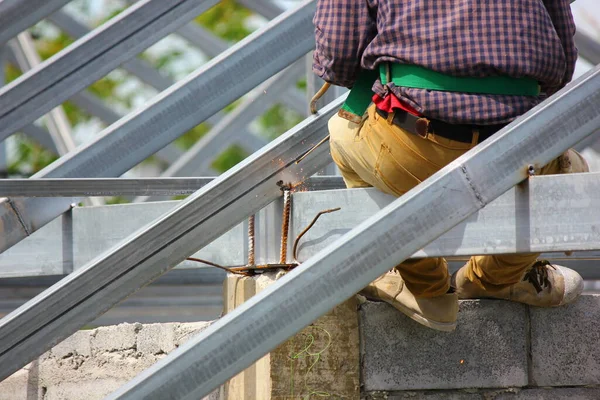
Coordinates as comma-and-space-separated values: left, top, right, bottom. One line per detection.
313, 0, 588, 331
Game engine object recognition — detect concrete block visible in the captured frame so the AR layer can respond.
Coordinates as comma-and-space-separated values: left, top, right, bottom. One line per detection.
493, 387, 600, 399
223, 271, 360, 400
360, 300, 528, 391
43, 378, 126, 400
363, 388, 600, 400
0, 367, 31, 400
91, 323, 139, 353
137, 323, 176, 355
51, 330, 92, 359
363, 391, 482, 400
174, 321, 212, 347
530, 294, 600, 386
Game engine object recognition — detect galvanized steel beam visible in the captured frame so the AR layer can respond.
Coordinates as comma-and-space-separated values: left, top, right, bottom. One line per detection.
8, 33, 76, 156
0, 69, 335, 381
0, 2, 316, 253
0, 0, 71, 44
154, 62, 304, 180
2, 174, 600, 280
575, 31, 600, 66
47, 10, 174, 91
0, 0, 220, 142
109, 64, 600, 399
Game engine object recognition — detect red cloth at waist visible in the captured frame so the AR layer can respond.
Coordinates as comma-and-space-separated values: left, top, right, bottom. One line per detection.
372, 93, 421, 117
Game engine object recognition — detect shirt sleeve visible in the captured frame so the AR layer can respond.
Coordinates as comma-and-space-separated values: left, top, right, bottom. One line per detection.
542, 0, 578, 94
312, 0, 377, 88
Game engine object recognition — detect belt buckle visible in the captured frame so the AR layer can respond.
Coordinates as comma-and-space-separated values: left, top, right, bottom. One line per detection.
415, 118, 431, 138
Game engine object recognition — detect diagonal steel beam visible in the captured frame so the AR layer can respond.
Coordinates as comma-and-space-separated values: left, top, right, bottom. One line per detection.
124, 0, 307, 116
47, 10, 174, 91
5, 47, 183, 165
0, 1, 316, 254
0, 78, 337, 382
8, 34, 76, 156
575, 31, 600, 66
0, 0, 220, 142
109, 64, 600, 400
151, 62, 305, 179
0, 0, 71, 44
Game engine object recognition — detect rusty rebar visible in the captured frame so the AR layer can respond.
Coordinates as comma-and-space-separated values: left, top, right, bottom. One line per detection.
247, 214, 255, 266
309, 82, 331, 114
293, 207, 341, 262
279, 189, 291, 264
186, 257, 249, 276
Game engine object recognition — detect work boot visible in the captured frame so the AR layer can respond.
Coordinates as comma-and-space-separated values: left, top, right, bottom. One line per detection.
359, 269, 458, 332
451, 260, 583, 307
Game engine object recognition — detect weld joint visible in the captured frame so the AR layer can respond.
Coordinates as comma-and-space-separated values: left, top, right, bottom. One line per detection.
6, 198, 31, 236
460, 166, 486, 208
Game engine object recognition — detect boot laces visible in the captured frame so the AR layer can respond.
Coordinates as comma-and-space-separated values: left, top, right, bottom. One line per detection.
522, 260, 555, 293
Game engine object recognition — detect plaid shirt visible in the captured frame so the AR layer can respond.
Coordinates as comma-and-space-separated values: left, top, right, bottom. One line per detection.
313, 0, 577, 125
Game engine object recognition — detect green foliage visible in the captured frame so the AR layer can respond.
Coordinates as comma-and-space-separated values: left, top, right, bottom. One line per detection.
195, 0, 254, 42
258, 104, 304, 141
211, 145, 248, 172
174, 124, 211, 150
7, 134, 58, 176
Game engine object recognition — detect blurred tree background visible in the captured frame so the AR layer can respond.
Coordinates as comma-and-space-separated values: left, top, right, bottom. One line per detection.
2, 0, 305, 201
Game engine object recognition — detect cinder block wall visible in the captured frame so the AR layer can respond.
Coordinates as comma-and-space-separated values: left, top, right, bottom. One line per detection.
0, 322, 218, 400
2, 295, 600, 399
361, 295, 600, 399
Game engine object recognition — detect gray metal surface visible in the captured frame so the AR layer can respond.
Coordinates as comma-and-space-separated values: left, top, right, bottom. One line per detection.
9, 33, 76, 156
0, 0, 219, 142
0, 1, 316, 254
291, 176, 600, 262
156, 61, 304, 179
0, 199, 244, 279
18, 124, 59, 154
2, 175, 600, 280
0, 0, 71, 44
576, 31, 600, 66
0, 84, 336, 381
0, 176, 345, 197
109, 65, 600, 399
47, 10, 174, 91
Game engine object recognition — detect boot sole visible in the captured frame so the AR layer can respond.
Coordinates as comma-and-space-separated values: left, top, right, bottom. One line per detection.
362, 295, 457, 332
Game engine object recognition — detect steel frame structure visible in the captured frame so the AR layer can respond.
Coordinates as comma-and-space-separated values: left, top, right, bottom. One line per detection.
0, 0, 598, 398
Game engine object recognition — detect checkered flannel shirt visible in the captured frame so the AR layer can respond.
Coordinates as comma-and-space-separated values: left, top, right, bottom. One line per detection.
313, 0, 577, 125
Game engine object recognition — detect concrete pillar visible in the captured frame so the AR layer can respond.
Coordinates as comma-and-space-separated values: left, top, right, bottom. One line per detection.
222, 270, 360, 400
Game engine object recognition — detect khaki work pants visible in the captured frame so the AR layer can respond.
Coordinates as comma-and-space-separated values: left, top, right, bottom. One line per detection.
329, 105, 588, 298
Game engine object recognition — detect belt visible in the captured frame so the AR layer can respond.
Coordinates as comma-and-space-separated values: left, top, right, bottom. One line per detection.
380, 63, 541, 97
375, 107, 505, 144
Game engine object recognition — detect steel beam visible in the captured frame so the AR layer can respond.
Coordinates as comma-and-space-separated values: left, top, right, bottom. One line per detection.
47, 11, 174, 91
156, 62, 304, 179
108, 65, 600, 399
0, 0, 220, 142
0, 0, 71, 44
6, 47, 183, 165
18, 124, 59, 154
0, 74, 337, 381
575, 31, 600, 66
0, 2, 316, 254
9, 33, 76, 156
2, 174, 600, 280
0, 176, 344, 197
238, 0, 282, 19
124, 0, 307, 115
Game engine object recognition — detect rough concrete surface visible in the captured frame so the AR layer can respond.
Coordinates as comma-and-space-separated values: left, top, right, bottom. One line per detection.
363, 387, 600, 399
0, 321, 214, 400
360, 300, 529, 391
530, 294, 600, 387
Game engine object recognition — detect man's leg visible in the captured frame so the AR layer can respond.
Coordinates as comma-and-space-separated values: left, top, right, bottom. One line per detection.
453, 149, 588, 306
328, 105, 475, 330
